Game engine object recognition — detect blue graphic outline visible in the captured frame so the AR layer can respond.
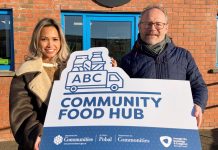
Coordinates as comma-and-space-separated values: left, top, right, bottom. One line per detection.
65, 51, 124, 93
64, 91, 161, 95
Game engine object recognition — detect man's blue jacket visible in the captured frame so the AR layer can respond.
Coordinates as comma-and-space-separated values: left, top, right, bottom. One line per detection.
121, 37, 208, 111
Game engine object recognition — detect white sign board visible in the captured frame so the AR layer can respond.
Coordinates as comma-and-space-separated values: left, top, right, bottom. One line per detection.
40, 47, 201, 149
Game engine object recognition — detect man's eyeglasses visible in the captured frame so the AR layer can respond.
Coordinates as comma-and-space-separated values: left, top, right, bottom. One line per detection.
140, 22, 167, 30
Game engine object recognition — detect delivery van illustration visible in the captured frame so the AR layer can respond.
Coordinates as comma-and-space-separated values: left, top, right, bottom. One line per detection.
65, 51, 124, 93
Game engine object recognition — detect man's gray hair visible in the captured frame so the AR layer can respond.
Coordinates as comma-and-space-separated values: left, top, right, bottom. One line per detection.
140, 4, 168, 23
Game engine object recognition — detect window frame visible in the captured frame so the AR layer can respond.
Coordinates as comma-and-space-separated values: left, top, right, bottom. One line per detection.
216, 16, 218, 67
61, 11, 140, 51
0, 9, 14, 71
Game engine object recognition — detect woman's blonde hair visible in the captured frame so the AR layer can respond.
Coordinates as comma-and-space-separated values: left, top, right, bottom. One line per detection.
27, 18, 69, 65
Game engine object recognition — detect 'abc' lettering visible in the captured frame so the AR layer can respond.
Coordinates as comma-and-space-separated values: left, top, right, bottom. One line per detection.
72, 73, 102, 83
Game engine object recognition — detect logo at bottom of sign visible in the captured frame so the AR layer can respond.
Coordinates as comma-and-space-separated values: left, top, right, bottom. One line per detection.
40, 126, 201, 150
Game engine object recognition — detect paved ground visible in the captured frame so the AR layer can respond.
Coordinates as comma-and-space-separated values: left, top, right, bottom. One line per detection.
0, 141, 17, 150
0, 129, 217, 150
200, 129, 218, 150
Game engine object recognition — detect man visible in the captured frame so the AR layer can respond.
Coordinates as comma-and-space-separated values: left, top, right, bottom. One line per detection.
120, 5, 208, 127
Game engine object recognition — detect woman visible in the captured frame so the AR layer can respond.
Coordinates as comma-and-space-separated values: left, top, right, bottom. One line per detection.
9, 18, 69, 150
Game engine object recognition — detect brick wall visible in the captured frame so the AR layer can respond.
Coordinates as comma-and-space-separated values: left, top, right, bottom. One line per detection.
0, 77, 13, 141
0, 0, 217, 141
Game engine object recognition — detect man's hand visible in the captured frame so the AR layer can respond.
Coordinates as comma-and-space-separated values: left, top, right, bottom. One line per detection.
194, 104, 203, 128
34, 136, 41, 150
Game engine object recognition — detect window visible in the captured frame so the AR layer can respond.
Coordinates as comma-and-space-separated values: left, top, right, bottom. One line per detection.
0, 10, 14, 70
109, 74, 119, 81
61, 12, 140, 63
64, 15, 83, 52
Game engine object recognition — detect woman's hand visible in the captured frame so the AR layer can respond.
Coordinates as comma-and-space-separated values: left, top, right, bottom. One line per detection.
111, 58, 117, 67
34, 136, 41, 150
